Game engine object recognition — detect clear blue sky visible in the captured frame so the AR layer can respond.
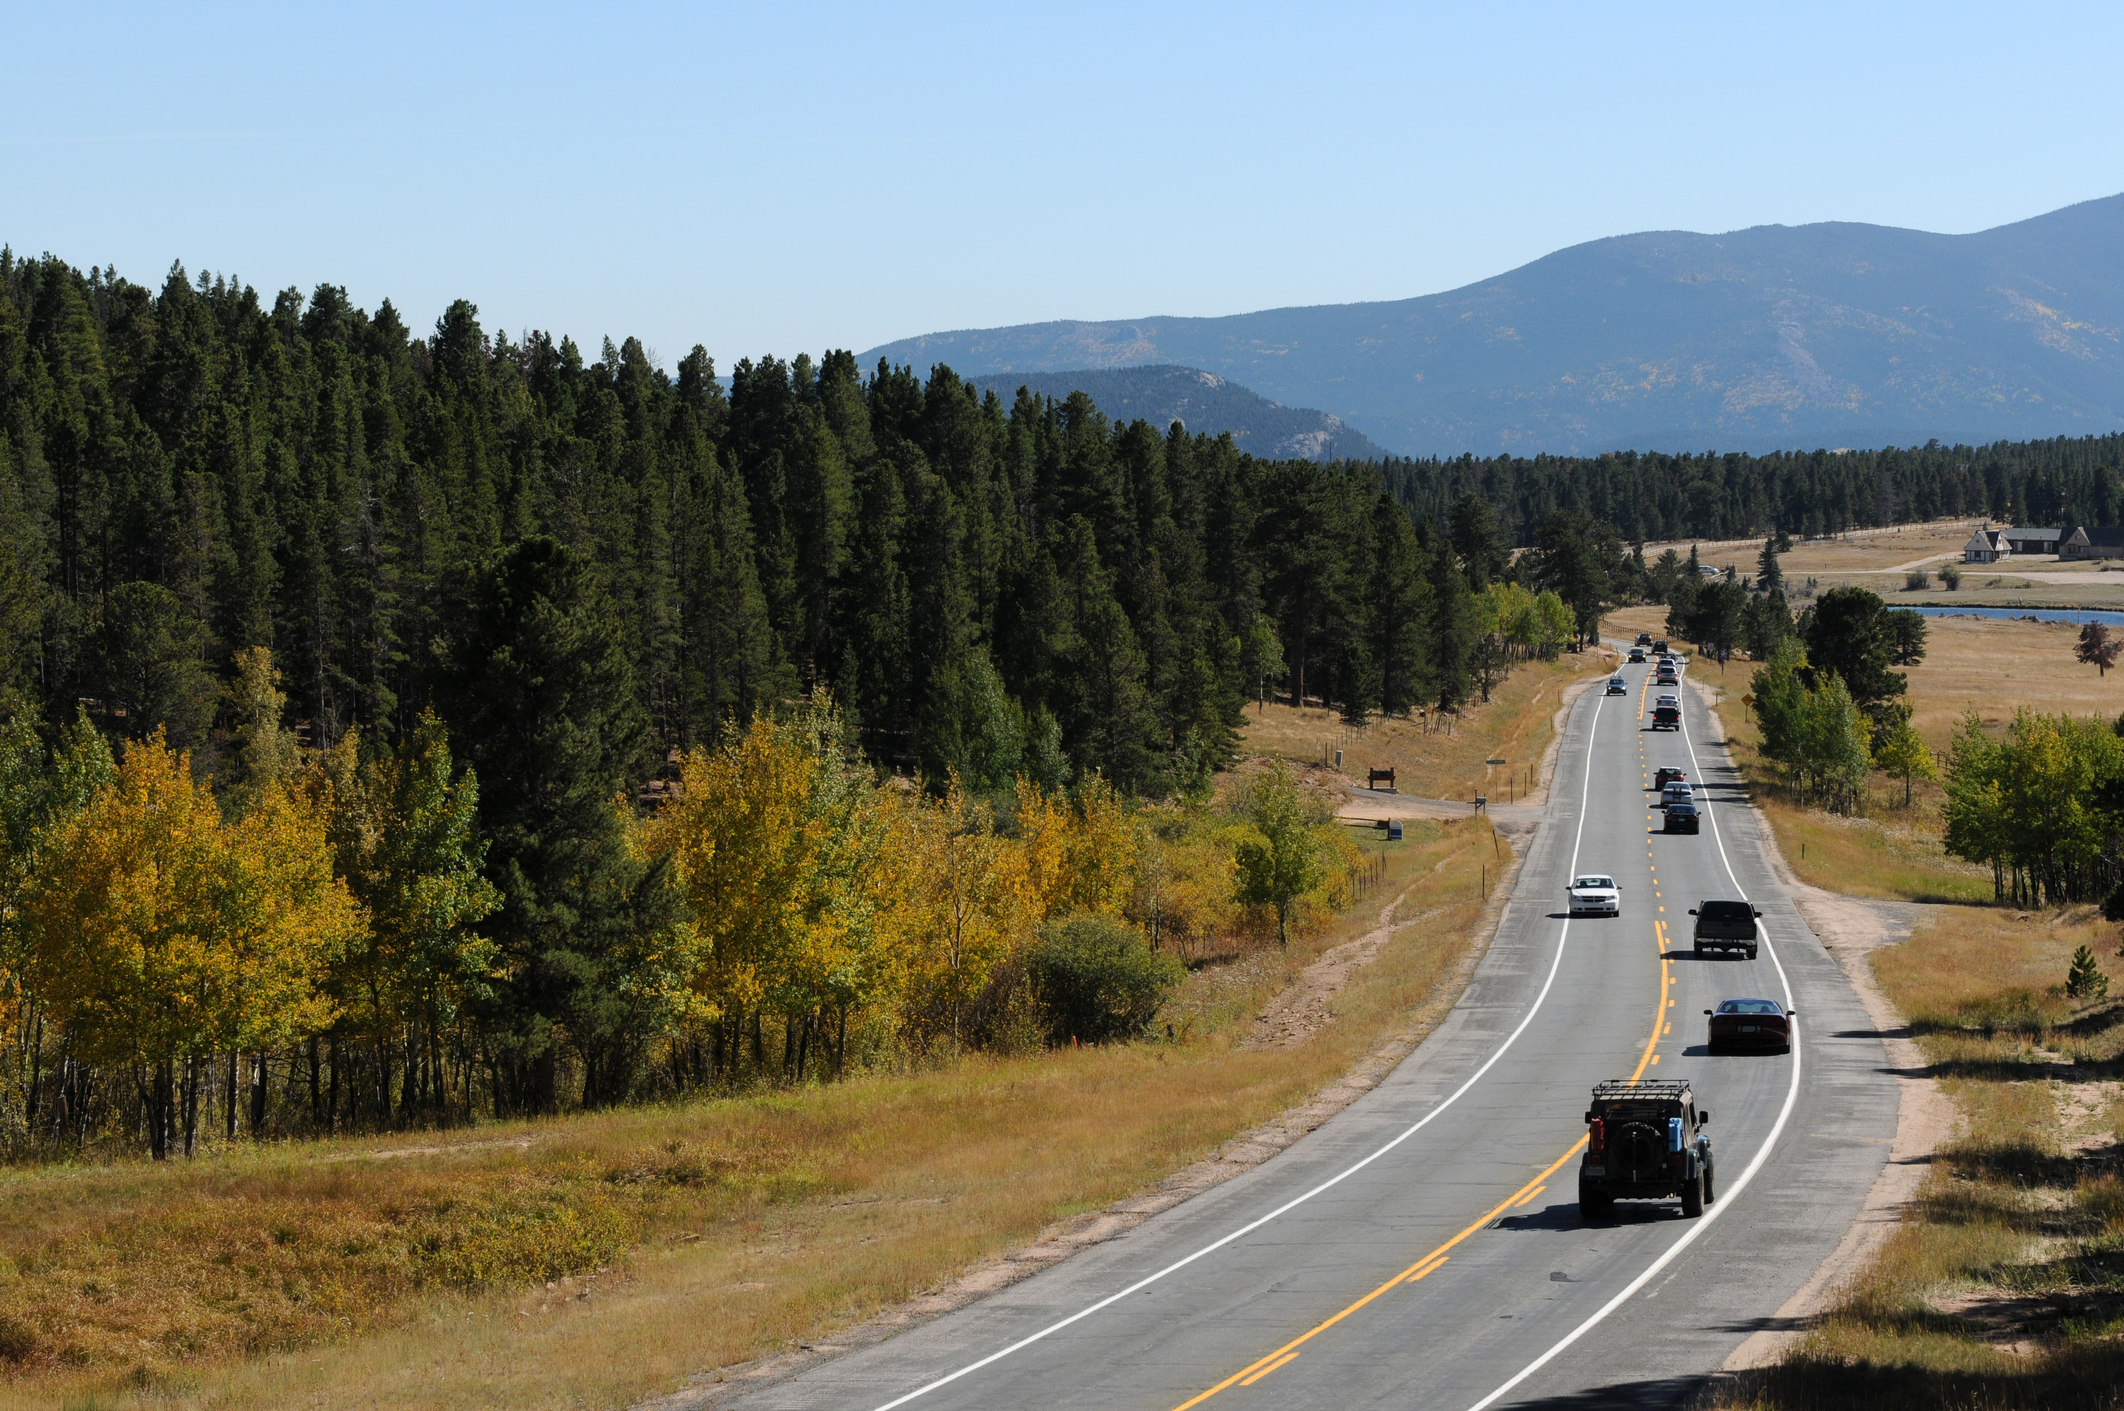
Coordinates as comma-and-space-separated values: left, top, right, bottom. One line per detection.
6, 2, 2119, 370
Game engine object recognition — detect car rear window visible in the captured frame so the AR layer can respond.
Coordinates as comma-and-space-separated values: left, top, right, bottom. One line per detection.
1701, 901, 1753, 921
1716, 999, 1781, 1015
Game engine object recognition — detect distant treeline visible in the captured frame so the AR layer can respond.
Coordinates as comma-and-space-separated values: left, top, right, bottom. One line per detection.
1374, 437, 2124, 547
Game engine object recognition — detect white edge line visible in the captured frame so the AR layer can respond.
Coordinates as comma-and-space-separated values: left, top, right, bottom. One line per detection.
867, 690, 1614, 1411
1466, 666, 1804, 1411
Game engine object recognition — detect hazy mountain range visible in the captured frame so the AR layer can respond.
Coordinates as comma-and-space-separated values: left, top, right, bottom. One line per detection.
963, 365, 1386, 463
863, 194, 2124, 458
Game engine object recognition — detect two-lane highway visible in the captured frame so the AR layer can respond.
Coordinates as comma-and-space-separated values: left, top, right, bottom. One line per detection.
726, 655, 1898, 1411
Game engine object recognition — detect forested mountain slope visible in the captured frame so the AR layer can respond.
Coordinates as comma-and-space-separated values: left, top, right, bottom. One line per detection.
863, 194, 2124, 457
963, 365, 1387, 463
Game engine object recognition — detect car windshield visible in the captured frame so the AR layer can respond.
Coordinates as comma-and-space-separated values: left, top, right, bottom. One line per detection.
1717, 999, 1782, 1015
1573, 876, 1615, 889
1701, 901, 1753, 921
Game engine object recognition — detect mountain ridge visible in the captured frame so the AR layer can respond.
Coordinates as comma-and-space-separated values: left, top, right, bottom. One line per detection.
862, 194, 2124, 457
962, 365, 1388, 462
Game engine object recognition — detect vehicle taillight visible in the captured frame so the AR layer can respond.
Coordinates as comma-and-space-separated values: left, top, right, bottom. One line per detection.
1588, 1118, 1605, 1152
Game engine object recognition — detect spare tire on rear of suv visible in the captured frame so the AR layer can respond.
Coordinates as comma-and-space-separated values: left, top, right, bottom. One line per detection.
1612, 1121, 1664, 1183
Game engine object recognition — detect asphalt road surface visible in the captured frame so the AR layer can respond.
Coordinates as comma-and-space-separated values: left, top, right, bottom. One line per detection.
728, 657, 1898, 1411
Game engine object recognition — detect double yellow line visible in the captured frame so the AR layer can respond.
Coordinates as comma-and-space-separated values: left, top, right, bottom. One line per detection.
1170, 675, 1674, 1409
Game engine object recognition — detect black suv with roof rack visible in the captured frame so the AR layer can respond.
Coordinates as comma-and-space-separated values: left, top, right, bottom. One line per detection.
1580, 1078, 1714, 1219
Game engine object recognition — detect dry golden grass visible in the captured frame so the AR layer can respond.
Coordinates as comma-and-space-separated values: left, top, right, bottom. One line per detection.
1901, 615, 2124, 746
1642, 518, 1982, 579
1239, 651, 1613, 806
0, 806, 1516, 1408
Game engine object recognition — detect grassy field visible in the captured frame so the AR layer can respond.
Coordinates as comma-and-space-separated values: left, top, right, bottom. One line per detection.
0, 660, 1595, 1409
1643, 519, 1982, 582
1242, 649, 1612, 806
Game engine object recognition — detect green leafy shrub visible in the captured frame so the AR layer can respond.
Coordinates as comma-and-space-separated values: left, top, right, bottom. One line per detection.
1030, 913, 1184, 1045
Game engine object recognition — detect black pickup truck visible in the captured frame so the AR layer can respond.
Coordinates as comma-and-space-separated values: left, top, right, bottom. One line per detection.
1691, 898, 1761, 959
1652, 703, 1681, 731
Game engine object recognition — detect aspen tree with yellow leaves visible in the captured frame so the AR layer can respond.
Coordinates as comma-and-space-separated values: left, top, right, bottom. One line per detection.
897, 778, 1035, 1051
27, 732, 366, 1158
650, 697, 901, 1080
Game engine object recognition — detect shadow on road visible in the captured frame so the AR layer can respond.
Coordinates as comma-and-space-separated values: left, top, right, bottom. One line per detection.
1504, 1374, 1708, 1410
1490, 1202, 1582, 1232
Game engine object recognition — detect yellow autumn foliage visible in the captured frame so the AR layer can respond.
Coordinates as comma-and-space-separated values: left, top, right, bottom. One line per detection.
26, 731, 367, 1068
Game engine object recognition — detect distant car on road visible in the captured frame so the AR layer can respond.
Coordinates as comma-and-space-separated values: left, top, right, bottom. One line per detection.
1636, 632, 1653, 646
1655, 666, 1678, 686
1627, 648, 1647, 663
1663, 799, 1700, 833
1579, 1077, 1714, 1219
1567, 874, 1621, 916
1652, 702, 1681, 731
1652, 639, 1668, 654
1690, 899, 1761, 959
1659, 780, 1694, 810
1653, 766, 1687, 791
1606, 674, 1629, 695
1704, 997, 1794, 1052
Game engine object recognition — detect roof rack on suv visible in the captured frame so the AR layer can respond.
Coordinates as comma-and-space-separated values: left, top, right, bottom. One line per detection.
1590, 1078, 1692, 1101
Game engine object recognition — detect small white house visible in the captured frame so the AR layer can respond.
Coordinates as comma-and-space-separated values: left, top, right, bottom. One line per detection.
1963, 528, 2010, 564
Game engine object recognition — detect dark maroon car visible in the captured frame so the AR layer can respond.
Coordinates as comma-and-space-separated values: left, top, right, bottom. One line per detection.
1704, 998, 1795, 1053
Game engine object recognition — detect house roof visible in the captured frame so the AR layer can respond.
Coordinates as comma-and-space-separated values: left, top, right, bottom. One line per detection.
2003, 526, 2062, 544
2066, 526, 2124, 548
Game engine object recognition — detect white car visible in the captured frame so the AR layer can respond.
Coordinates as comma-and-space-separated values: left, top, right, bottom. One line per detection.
1568, 873, 1621, 916
1655, 693, 1680, 711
